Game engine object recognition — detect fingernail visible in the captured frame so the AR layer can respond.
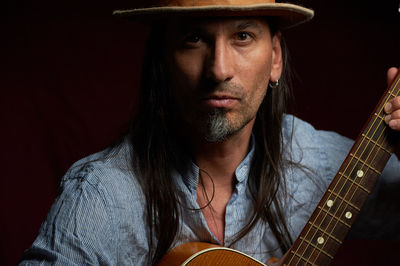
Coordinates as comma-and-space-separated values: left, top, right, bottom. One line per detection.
384, 102, 392, 113
385, 114, 391, 124
389, 120, 397, 128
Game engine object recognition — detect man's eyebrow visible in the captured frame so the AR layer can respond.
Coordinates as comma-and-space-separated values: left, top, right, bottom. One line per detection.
236, 21, 262, 32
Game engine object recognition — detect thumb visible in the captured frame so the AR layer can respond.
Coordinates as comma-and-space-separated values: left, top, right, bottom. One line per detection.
387, 67, 399, 85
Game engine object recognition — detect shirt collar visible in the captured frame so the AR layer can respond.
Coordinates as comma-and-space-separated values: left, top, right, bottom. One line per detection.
177, 134, 255, 191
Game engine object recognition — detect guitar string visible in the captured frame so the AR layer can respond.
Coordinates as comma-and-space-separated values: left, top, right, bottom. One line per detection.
288, 74, 400, 265
310, 111, 390, 265
306, 102, 389, 265
288, 107, 389, 266
307, 76, 400, 265
296, 112, 386, 265
309, 75, 400, 264
287, 75, 400, 265
307, 77, 400, 265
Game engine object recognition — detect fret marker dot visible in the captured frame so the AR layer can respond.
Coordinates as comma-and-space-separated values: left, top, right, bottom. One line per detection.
327, 200, 334, 208
357, 170, 364, 177
317, 237, 325, 244
345, 211, 353, 219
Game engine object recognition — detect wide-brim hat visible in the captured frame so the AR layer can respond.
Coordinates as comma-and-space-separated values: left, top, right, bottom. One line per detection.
113, 0, 314, 29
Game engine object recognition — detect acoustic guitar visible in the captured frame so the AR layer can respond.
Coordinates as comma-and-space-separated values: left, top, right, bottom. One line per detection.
158, 71, 400, 266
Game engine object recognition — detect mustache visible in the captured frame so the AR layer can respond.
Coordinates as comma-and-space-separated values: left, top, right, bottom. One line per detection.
198, 81, 244, 99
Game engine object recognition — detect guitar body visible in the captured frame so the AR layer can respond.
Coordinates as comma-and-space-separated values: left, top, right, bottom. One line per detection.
157, 242, 265, 266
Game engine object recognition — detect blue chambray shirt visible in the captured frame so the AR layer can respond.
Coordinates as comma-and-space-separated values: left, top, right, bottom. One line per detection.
20, 115, 400, 265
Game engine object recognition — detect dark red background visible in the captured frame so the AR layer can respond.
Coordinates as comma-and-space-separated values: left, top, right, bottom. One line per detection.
2, 0, 400, 265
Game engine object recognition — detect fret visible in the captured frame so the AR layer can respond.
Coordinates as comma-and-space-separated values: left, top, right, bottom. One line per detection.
361, 134, 391, 154
351, 134, 390, 167
340, 158, 384, 191
307, 222, 342, 244
338, 171, 370, 193
288, 251, 315, 265
299, 237, 334, 259
311, 208, 351, 240
389, 91, 398, 98
368, 116, 388, 139
333, 177, 371, 207
296, 233, 338, 266
305, 227, 343, 264
315, 197, 361, 236
317, 206, 351, 228
349, 153, 382, 175
362, 121, 387, 142
328, 177, 353, 200
335, 171, 375, 208
327, 189, 361, 211
281, 72, 400, 266
364, 131, 383, 143
373, 112, 385, 121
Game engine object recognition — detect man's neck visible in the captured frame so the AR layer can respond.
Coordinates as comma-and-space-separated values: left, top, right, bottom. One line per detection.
191, 120, 254, 245
192, 120, 254, 186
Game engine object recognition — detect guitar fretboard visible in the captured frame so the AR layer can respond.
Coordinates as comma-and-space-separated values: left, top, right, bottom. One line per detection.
283, 72, 400, 265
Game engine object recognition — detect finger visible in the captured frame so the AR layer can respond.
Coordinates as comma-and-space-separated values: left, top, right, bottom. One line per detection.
385, 109, 400, 122
266, 257, 279, 266
389, 109, 400, 120
384, 96, 400, 114
385, 109, 400, 130
387, 67, 399, 85
387, 118, 400, 131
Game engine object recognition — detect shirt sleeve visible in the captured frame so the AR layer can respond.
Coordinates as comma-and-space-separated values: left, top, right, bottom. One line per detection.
19, 163, 118, 265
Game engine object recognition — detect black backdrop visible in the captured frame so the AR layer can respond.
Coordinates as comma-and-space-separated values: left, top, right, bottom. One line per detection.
3, 0, 400, 265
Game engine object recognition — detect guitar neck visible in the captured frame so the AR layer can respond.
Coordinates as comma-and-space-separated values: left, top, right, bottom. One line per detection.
282, 72, 400, 266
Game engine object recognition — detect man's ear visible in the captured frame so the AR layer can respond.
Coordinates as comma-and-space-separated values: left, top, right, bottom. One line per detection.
270, 32, 283, 82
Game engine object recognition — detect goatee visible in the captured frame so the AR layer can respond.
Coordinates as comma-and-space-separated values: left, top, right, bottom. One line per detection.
203, 109, 231, 142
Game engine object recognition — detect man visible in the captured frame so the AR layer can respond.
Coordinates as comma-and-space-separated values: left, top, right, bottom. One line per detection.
20, 0, 400, 265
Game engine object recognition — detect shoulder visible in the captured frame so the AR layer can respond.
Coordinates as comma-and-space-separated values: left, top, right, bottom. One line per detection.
59, 139, 148, 243
21, 139, 149, 265
281, 115, 354, 235
63, 141, 145, 208
281, 114, 354, 177
282, 114, 353, 166
282, 114, 353, 149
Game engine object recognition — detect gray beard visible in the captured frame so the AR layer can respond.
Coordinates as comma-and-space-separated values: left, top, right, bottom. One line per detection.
203, 109, 231, 142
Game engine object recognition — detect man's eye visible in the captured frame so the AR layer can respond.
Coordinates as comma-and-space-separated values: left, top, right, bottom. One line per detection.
184, 34, 201, 44
236, 32, 252, 41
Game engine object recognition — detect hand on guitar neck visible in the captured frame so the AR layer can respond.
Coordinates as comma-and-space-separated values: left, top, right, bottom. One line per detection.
384, 67, 400, 131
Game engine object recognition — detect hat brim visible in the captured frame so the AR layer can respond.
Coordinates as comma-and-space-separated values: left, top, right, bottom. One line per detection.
113, 3, 314, 29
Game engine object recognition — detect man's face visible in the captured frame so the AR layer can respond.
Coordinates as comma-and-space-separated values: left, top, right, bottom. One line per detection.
165, 17, 282, 142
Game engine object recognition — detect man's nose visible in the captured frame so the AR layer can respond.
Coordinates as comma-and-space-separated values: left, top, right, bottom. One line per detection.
206, 39, 234, 83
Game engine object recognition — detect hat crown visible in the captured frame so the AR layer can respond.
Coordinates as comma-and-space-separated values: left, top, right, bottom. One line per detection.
136, 0, 275, 8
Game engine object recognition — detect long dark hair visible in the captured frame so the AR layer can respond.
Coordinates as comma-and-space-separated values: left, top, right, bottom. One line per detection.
129, 19, 294, 265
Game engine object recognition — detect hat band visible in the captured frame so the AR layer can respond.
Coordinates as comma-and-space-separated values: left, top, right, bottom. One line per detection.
147, 0, 275, 8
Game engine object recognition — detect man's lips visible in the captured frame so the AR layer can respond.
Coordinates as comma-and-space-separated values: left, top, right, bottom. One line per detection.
200, 95, 240, 108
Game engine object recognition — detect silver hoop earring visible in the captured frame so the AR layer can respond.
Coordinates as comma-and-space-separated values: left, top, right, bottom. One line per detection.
268, 80, 279, 89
